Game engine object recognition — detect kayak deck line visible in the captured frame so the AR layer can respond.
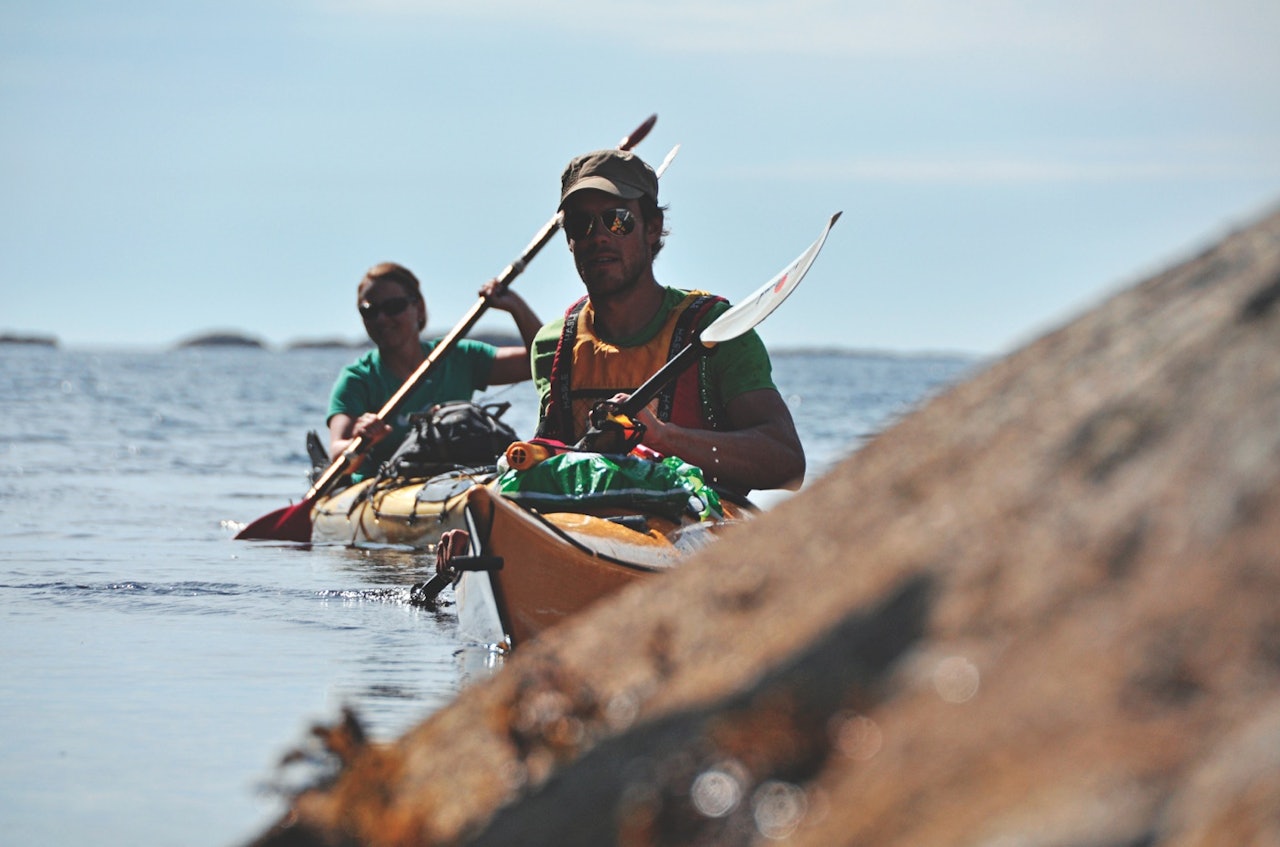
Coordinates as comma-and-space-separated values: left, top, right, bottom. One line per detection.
310, 468, 497, 548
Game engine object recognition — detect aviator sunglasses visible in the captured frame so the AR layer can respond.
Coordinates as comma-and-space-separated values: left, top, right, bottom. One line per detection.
358, 296, 413, 321
563, 207, 637, 241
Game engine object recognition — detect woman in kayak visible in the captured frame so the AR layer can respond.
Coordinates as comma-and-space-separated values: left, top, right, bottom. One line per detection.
327, 261, 542, 482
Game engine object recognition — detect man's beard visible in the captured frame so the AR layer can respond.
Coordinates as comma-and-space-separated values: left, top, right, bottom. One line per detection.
576, 245, 646, 304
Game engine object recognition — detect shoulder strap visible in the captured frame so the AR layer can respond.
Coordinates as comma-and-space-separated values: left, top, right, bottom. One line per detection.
659, 293, 727, 424
537, 296, 589, 439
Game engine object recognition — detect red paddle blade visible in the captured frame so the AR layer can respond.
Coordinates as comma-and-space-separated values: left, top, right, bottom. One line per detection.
234, 499, 313, 542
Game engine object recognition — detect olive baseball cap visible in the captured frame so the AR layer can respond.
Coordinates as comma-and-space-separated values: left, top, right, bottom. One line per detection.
559, 149, 659, 209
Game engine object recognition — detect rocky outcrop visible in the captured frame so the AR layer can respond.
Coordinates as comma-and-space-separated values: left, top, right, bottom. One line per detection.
250, 203, 1280, 846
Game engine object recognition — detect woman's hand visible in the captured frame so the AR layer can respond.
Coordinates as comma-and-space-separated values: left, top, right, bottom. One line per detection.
479, 278, 522, 313
351, 413, 391, 445
328, 412, 390, 462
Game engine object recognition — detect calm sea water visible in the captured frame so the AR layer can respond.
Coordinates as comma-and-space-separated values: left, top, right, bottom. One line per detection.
0, 344, 973, 846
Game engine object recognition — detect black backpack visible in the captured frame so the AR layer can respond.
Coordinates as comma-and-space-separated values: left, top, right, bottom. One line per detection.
380, 401, 518, 478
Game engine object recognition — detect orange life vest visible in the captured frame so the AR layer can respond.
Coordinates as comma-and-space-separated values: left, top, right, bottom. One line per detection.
539, 291, 728, 442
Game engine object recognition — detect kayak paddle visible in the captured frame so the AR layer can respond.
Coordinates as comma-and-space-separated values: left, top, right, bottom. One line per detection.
504, 211, 842, 465
605, 211, 842, 427
429, 211, 841, 606
235, 115, 661, 541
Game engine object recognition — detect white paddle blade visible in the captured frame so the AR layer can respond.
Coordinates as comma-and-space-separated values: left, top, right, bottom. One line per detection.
700, 212, 842, 345
655, 144, 680, 178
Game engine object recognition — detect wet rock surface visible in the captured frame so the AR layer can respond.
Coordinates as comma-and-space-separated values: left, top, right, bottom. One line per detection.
249, 204, 1280, 846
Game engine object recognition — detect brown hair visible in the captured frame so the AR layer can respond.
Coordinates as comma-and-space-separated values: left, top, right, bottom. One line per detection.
639, 196, 669, 260
360, 262, 426, 330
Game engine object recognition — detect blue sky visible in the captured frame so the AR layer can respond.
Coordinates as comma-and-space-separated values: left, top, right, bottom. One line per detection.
3, 0, 1278, 355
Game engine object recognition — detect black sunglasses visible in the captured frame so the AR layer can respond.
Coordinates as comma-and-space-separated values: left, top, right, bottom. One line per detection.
358, 296, 412, 321
563, 207, 637, 241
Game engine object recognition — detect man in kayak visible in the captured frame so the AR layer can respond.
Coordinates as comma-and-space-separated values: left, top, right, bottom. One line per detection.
531, 148, 805, 495
328, 261, 542, 482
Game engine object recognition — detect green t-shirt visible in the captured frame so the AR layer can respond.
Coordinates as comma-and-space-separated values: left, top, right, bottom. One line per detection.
328, 338, 497, 480
531, 286, 776, 429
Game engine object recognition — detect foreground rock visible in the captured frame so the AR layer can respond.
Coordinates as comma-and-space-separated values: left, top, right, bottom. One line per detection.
250, 204, 1280, 846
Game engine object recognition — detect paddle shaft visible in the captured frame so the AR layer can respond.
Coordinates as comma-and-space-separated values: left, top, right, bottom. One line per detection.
506, 338, 710, 456
575, 212, 842, 450
305, 218, 563, 498
605, 338, 707, 423
236, 118, 663, 541
303, 116, 660, 502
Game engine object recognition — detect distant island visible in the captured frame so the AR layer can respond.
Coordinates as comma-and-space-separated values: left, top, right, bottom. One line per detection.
285, 331, 522, 350
455, 331, 521, 348
286, 338, 372, 351
773, 346, 980, 362
168, 330, 554, 351
176, 332, 267, 349
0, 332, 57, 347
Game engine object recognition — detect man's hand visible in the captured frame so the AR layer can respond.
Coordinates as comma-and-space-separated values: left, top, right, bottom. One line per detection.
435, 529, 472, 576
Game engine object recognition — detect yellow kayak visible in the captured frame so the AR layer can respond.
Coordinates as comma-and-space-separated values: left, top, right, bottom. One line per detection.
309, 468, 496, 547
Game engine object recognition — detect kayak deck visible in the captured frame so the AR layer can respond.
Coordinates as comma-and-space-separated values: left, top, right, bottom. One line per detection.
310, 468, 495, 547
456, 484, 749, 648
